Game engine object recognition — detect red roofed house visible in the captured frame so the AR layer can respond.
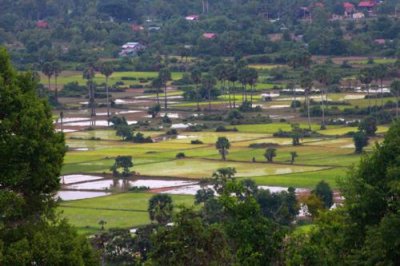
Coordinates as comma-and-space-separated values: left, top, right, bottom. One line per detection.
36, 20, 48, 29
131, 24, 144, 32
374, 39, 386, 45
203, 33, 217, 39
358, 1, 377, 11
343, 2, 355, 17
185, 15, 200, 21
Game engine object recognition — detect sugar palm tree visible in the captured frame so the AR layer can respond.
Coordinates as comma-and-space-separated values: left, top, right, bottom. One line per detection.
148, 194, 173, 224
52, 61, 62, 104
358, 68, 373, 114
41, 62, 54, 96
151, 77, 163, 106
191, 67, 202, 111
216, 137, 230, 161
300, 72, 313, 130
201, 73, 217, 111
159, 68, 171, 110
99, 62, 114, 119
313, 66, 331, 129
83, 66, 96, 117
391, 80, 400, 119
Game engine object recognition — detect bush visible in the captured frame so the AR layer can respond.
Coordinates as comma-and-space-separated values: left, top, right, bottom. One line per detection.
166, 129, 178, 135
176, 152, 186, 159
191, 139, 204, 144
215, 126, 238, 132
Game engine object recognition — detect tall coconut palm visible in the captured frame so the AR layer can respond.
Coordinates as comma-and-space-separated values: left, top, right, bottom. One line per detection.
301, 71, 313, 130
99, 62, 114, 119
158, 68, 171, 110
52, 61, 62, 104
238, 67, 248, 104
191, 67, 202, 111
391, 80, 400, 119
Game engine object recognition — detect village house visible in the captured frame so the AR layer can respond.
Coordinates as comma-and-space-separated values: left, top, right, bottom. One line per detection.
343, 2, 356, 17
185, 15, 200, 21
119, 42, 145, 57
358, 0, 377, 12
203, 33, 217, 39
36, 20, 49, 29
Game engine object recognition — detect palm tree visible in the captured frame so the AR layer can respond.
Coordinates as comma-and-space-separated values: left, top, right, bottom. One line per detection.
151, 77, 163, 105
264, 148, 277, 163
390, 80, 400, 119
148, 194, 173, 224
301, 72, 313, 130
248, 68, 258, 105
98, 219, 107, 230
226, 65, 238, 108
52, 61, 62, 104
191, 68, 202, 111
41, 62, 54, 96
99, 62, 114, 119
290, 151, 298, 164
373, 64, 388, 107
201, 73, 216, 111
313, 66, 330, 129
83, 66, 96, 117
358, 68, 373, 114
158, 68, 171, 110
215, 137, 230, 161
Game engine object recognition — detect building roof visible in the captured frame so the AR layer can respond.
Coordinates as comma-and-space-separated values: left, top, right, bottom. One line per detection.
185, 15, 200, 21
36, 20, 48, 29
203, 33, 217, 39
343, 2, 355, 9
358, 1, 376, 8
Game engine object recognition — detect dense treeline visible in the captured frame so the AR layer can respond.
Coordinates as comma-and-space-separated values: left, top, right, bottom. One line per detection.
1, 0, 400, 67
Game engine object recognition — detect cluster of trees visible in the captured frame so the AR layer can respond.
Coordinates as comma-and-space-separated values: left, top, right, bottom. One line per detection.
0, 48, 98, 264
2, 0, 400, 66
94, 120, 400, 265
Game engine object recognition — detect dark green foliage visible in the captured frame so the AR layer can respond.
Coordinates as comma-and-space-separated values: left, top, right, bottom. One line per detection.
264, 148, 277, 162
312, 180, 333, 208
215, 136, 230, 160
110, 155, 133, 177
147, 104, 161, 118
353, 131, 369, 153
148, 194, 173, 224
191, 139, 203, 144
175, 152, 185, 159
150, 208, 233, 266
358, 116, 377, 136
0, 47, 97, 265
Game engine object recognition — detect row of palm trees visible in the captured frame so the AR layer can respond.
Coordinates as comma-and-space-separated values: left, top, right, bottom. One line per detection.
299, 63, 400, 131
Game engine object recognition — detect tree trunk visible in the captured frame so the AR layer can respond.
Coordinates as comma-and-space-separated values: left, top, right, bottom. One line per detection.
196, 84, 200, 111
380, 79, 384, 107
164, 85, 168, 110
321, 89, 325, 128
250, 84, 253, 105
208, 87, 211, 111
306, 92, 311, 130
233, 82, 236, 108
228, 83, 232, 109
55, 75, 58, 104
106, 76, 110, 120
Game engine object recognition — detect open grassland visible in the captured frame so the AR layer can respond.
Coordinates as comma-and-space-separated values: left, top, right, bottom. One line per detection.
59, 193, 194, 234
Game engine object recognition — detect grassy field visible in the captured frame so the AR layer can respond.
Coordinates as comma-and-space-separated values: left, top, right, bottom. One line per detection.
40, 71, 183, 88
59, 192, 194, 234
